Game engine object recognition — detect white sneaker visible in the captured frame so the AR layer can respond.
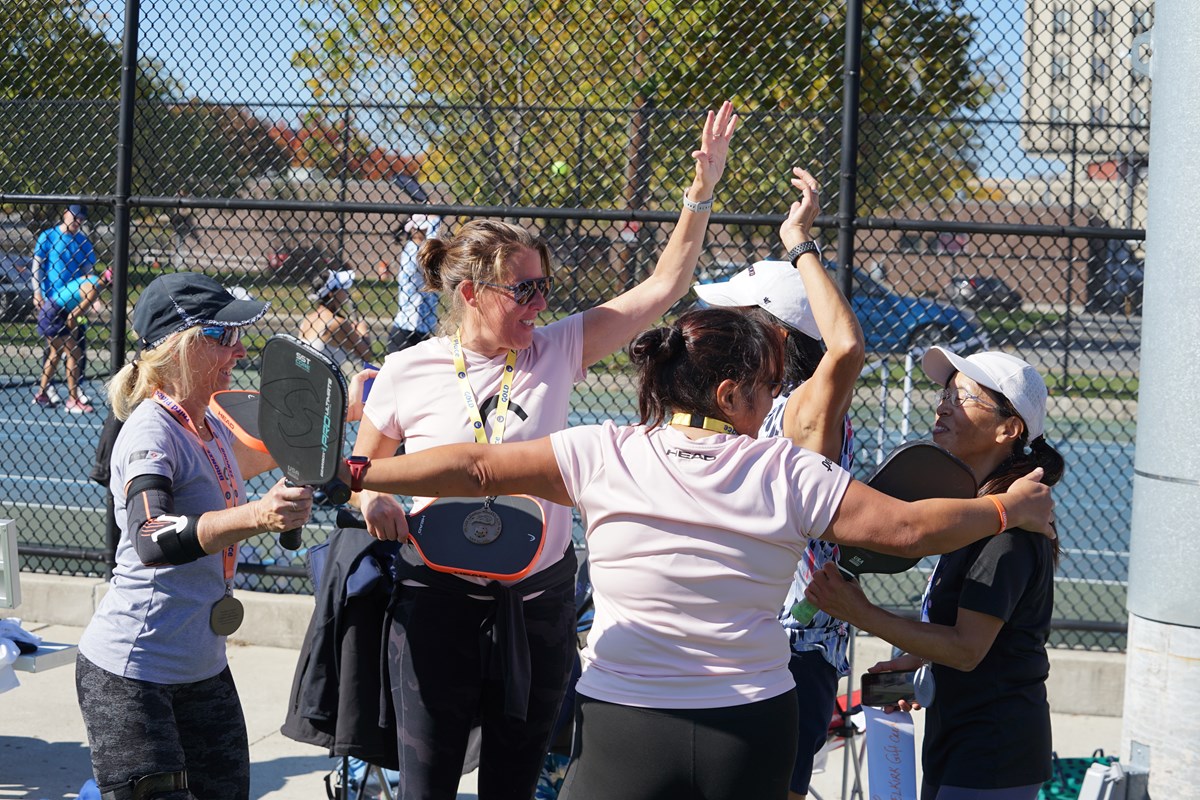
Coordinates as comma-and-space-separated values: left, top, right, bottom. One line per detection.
77, 389, 91, 405
45, 385, 62, 404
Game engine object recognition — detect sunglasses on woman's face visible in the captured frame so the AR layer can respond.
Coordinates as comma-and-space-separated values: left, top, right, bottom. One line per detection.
476, 276, 553, 306
200, 325, 242, 347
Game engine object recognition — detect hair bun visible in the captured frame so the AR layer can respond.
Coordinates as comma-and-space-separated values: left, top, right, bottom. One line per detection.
629, 326, 684, 368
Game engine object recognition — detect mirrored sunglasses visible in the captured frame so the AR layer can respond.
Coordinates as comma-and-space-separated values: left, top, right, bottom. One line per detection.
477, 276, 553, 306
200, 325, 242, 347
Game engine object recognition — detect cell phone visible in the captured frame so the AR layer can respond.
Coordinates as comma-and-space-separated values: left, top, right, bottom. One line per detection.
860, 670, 916, 707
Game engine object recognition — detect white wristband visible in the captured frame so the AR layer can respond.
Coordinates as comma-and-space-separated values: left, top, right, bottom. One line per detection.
683, 194, 714, 213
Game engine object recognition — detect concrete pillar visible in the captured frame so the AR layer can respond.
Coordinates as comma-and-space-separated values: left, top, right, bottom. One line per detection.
1121, 0, 1200, 794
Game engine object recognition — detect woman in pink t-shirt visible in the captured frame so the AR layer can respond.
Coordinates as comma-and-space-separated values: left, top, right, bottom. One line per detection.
345, 307, 1056, 800
351, 105, 739, 799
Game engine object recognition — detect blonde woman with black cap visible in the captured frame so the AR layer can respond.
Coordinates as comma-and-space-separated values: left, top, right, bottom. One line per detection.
807, 348, 1064, 800
75, 272, 315, 800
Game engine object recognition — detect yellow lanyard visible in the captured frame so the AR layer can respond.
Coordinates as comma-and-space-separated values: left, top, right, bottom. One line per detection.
669, 412, 737, 435
152, 390, 239, 581
452, 331, 519, 445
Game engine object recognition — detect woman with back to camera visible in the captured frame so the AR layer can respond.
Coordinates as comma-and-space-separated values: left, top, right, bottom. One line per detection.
339, 307, 1056, 800
350, 102, 739, 799
693, 166, 865, 800
806, 347, 1064, 800
74, 272, 315, 799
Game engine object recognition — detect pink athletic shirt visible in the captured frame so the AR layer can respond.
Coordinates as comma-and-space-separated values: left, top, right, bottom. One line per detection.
550, 421, 852, 709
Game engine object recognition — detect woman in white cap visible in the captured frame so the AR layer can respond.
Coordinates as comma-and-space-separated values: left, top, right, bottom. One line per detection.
692, 167, 865, 800
299, 267, 375, 374
806, 347, 1064, 800
351, 103, 740, 800
75, 272, 315, 799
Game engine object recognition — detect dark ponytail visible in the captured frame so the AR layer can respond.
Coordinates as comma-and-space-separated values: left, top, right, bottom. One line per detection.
978, 390, 1065, 564
629, 307, 783, 430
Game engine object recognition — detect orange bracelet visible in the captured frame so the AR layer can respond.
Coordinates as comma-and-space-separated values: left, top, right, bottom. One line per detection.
988, 495, 1008, 534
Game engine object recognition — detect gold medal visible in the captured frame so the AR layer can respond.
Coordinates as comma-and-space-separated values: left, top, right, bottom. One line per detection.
463, 507, 503, 545
209, 594, 244, 636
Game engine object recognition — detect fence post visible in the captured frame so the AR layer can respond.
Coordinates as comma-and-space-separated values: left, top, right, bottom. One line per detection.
106, 0, 141, 569
834, 0, 864, 302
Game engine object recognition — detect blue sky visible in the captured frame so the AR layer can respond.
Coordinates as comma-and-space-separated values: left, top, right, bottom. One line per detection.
129, 0, 1067, 179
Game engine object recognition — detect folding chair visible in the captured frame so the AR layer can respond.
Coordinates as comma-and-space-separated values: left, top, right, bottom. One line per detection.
808, 689, 867, 800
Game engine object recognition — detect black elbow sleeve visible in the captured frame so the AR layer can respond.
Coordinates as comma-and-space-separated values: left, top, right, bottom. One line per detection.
127, 474, 207, 565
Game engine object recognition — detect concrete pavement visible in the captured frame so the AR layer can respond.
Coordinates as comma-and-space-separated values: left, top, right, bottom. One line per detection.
2, 574, 1127, 799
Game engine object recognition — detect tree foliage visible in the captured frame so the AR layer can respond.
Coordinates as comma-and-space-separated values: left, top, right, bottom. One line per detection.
0, 0, 288, 202
292, 0, 993, 215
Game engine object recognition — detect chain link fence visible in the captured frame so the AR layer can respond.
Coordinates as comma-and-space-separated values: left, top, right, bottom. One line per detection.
1, 0, 1149, 649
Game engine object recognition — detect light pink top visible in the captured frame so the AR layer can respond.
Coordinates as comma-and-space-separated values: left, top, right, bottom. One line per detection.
365, 314, 585, 584
551, 421, 852, 708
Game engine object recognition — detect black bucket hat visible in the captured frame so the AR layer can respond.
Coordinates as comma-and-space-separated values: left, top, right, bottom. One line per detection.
134, 272, 269, 350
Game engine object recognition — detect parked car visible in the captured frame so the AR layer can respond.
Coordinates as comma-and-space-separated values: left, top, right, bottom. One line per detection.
0, 251, 35, 321
844, 267, 988, 353
945, 275, 1023, 311
693, 261, 987, 354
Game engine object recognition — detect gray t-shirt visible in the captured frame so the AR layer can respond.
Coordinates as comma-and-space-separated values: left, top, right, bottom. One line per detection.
78, 399, 246, 683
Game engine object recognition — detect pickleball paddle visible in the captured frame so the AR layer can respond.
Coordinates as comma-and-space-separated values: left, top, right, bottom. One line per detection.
336, 494, 548, 582
257, 335, 348, 550
790, 439, 977, 623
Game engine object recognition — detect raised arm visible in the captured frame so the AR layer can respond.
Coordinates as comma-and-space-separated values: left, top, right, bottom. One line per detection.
823, 468, 1054, 557
778, 168, 865, 459
349, 437, 571, 509
580, 101, 739, 367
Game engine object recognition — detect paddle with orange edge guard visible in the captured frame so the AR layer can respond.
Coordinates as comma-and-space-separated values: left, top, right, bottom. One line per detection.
336, 494, 548, 582
789, 440, 977, 625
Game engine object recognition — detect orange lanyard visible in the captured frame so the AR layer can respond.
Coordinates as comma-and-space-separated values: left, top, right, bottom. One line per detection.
153, 390, 239, 581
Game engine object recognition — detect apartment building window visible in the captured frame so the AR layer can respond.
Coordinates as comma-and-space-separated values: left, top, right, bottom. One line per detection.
1092, 5, 1111, 35
1091, 56, 1111, 83
1053, 6, 1071, 34
1052, 52, 1070, 81
1132, 7, 1152, 34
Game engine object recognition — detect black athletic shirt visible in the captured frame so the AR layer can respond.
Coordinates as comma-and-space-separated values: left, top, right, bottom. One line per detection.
922, 528, 1055, 789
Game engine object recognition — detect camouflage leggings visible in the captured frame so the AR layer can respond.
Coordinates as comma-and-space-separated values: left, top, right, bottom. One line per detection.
75, 653, 249, 800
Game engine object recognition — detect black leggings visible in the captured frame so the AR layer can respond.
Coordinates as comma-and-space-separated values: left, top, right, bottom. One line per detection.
75, 653, 249, 800
558, 690, 799, 800
387, 581, 576, 800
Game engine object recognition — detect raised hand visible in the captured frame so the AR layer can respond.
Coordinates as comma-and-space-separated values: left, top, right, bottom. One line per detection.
689, 100, 740, 200
780, 167, 822, 251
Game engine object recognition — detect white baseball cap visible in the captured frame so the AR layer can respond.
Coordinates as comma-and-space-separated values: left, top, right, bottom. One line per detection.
922, 346, 1048, 440
404, 214, 439, 235
692, 260, 822, 340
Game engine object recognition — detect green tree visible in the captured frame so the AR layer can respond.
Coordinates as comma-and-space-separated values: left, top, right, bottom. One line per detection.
0, 0, 288, 201
292, 0, 992, 214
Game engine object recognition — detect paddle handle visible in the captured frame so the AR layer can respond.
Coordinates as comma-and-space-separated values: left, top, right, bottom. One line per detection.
279, 479, 304, 550
789, 598, 819, 625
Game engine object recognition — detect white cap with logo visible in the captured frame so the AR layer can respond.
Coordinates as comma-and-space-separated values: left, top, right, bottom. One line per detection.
922, 346, 1048, 440
692, 260, 822, 341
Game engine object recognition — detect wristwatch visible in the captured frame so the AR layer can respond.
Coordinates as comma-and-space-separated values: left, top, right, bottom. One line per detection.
346, 455, 371, 493
786, 240, 821, 265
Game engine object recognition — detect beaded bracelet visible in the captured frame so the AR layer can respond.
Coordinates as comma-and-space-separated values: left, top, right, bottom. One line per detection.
683, 194, 714, 213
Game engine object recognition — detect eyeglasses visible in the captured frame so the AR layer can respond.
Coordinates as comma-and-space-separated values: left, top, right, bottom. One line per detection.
933, 386, 1002, 413
200, 325, 242, 347
476, 276, 553, 305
